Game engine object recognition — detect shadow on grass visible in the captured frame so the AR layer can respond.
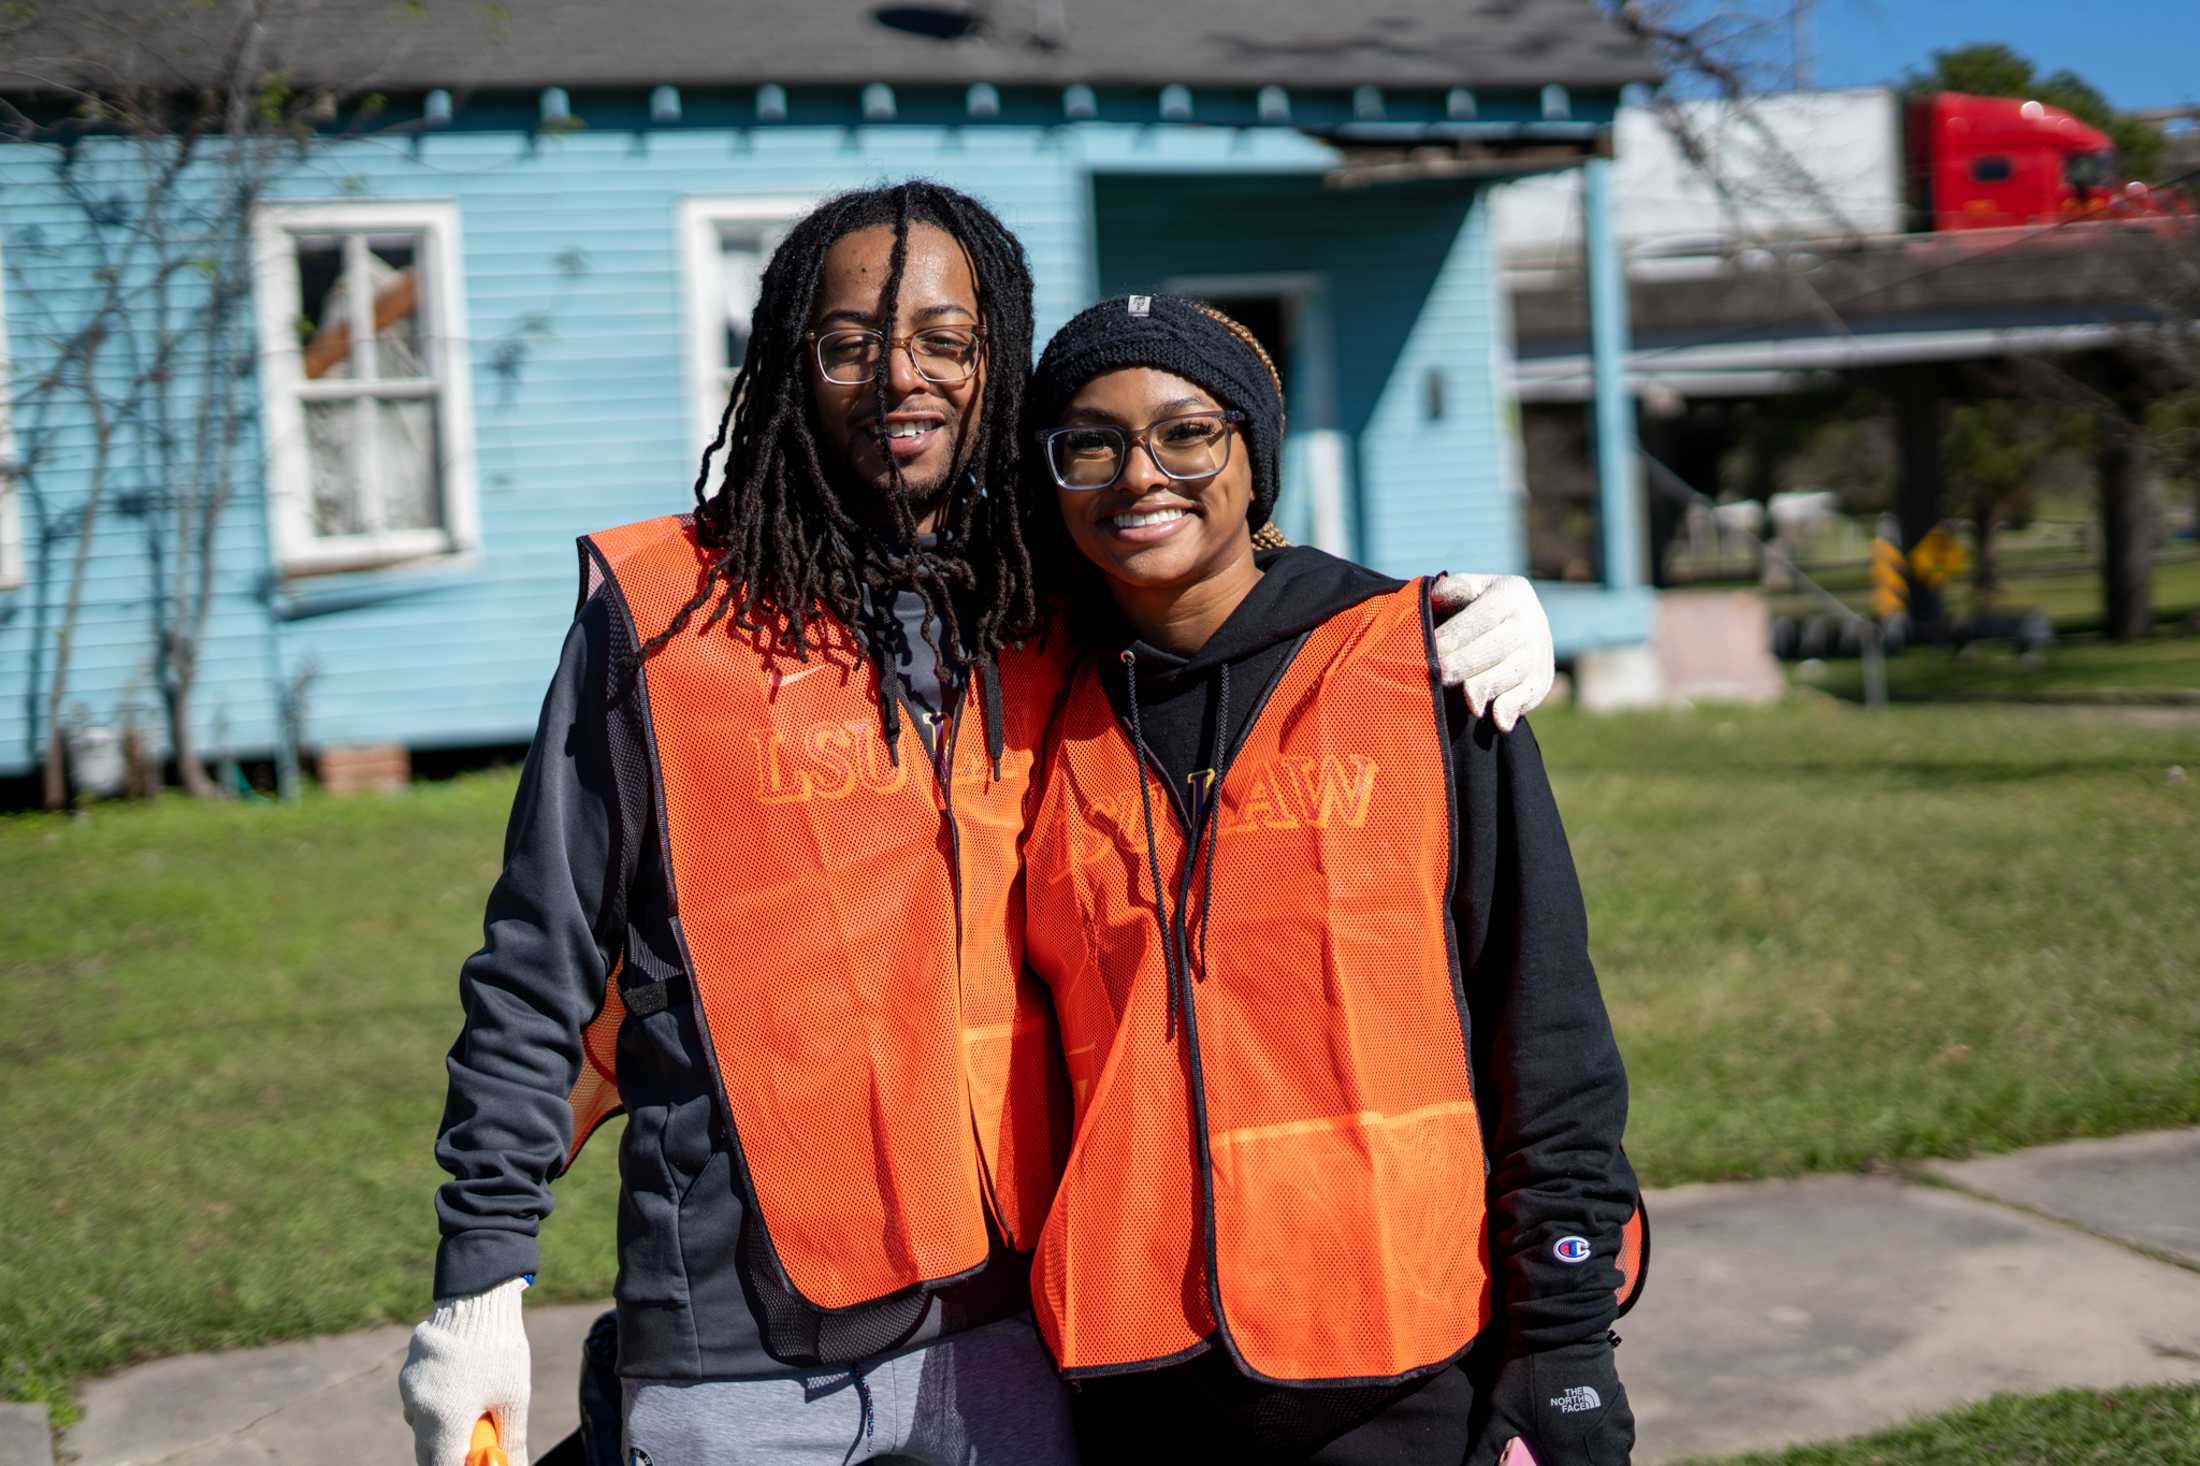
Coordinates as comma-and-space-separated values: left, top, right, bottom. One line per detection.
1745, 756, 2187, 787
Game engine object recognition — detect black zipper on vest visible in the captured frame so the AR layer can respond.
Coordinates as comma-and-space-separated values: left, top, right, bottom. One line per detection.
1412, 583, 1492, 1184
930, 676, 1015, 1235
911, 682, 966, 966
1117, 652, 1195, 1040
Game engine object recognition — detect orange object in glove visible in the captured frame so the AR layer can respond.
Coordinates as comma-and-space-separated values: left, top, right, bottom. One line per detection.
466, 1415, 508, 1466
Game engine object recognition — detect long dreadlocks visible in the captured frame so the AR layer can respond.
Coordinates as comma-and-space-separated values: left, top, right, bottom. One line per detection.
638, 182, 1044, 744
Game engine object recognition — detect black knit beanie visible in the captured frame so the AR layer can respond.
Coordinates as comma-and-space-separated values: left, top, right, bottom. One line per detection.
1028, 294, 1287, 531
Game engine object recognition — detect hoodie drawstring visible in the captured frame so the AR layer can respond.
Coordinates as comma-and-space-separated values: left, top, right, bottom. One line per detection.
1121, 651, 1194, 1040
842, 1364, 877, 1466
978, 658, 1005, 781
1121, 650, 1234, 1040
873, 628, 906, 768
1194, 662, 1229, 988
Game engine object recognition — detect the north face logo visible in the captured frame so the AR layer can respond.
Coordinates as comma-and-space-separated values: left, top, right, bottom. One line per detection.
1550, 1385, 1603, 1415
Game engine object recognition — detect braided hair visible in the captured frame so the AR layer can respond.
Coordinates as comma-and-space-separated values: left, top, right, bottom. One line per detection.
640, 182, 1044, 684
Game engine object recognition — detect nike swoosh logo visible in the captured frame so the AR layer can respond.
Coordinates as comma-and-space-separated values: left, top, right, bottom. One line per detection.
773, 664, 831, 691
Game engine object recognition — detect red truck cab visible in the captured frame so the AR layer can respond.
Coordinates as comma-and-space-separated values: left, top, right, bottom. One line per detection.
1906, 91, 2183, 230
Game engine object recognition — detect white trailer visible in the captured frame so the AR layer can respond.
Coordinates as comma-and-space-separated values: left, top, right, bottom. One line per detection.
1495, 88, 1909, 276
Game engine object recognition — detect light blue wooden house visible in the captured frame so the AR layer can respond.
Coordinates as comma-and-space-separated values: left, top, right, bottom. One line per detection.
0, 1, 1657, 789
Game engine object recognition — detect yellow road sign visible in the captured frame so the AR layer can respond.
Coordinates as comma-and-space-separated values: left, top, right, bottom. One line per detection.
1908, 525, 1971, 589
1871, 537, 1908, 619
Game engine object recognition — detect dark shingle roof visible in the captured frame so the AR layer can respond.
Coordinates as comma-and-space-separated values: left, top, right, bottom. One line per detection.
3, 1, 1660, 98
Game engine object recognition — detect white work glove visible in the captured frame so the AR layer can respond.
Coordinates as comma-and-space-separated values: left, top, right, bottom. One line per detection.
1430, 572, 1555, 733
399, 1275, 531, 1466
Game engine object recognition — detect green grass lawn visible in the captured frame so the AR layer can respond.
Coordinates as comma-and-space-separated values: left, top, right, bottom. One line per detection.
0, 777, 628, 1419
1539, 701, 2199, 1185
1958, 549, 2200, 631
1684, 1385, 2200, 1465
4, 700, 2198, 1415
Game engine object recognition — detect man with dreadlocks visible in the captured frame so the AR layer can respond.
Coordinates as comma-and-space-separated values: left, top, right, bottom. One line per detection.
399, 180, 1558, 1466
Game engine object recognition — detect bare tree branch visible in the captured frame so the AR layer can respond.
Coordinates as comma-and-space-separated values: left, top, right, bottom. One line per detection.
7, 0, 392, 802
1607, 0, 1867, 246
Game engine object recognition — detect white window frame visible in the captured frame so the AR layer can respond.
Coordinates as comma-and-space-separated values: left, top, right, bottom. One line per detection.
0, 234, 22, 591
252, 200, 479, 577
680, 195, 818, 457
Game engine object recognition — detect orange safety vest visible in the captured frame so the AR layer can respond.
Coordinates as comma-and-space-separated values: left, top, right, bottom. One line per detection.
562, 513, 1071, 1313
1025, 580, 1642, 1385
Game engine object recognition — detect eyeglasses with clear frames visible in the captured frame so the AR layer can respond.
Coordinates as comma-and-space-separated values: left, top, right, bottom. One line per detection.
805, 325, 985, 386
1036, 409, 1248, 492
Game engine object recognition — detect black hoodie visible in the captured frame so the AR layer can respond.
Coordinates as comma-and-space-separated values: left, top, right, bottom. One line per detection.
1072, 546, 1637, 1463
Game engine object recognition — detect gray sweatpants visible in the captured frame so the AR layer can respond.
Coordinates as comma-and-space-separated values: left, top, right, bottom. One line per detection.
621, 1315, 1080, 1465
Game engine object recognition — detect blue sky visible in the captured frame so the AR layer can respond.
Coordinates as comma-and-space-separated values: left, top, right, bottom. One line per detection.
1712, 0, 2200, 110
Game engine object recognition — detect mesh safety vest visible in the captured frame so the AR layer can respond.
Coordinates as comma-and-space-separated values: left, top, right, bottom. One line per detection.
1025, 580, 1645, 1384
563, 513, 1071, 1312
1024, 581, 1489, 1383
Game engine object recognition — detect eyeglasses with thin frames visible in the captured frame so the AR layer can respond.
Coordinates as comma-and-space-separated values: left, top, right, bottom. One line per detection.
805, 326, 986, 386
1036, 410, 1248, 492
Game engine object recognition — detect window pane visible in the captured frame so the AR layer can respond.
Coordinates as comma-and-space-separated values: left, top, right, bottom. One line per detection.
375, 398, 443, 532
365, 233, 428, 382
294, 234, 352, 382
719, 229, 781, 372
304, 399, 367, 536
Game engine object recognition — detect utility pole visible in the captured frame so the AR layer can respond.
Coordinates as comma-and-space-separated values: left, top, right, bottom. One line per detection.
1791, 0, 1813, 92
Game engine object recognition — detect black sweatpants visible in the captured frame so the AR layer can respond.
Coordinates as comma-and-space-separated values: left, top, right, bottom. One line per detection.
1071, 1338, 1494, 1465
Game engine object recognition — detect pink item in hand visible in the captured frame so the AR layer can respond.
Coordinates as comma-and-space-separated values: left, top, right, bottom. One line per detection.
1499, 1440, 1541, 1466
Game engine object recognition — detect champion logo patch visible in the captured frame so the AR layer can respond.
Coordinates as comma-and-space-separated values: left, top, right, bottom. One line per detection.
1551, 1385, 1603, 1415
1553, 1235, 1593, 1264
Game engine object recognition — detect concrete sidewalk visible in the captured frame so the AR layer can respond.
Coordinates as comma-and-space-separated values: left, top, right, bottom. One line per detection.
38, 1128, 2200, 1466
1625, 1147, 2200, 1460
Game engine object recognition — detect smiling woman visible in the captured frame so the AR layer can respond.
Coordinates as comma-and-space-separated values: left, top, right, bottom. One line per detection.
1018, 294, 1645, 1466
1027, 295, 1291, 651
1045, 368, 1263, 654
